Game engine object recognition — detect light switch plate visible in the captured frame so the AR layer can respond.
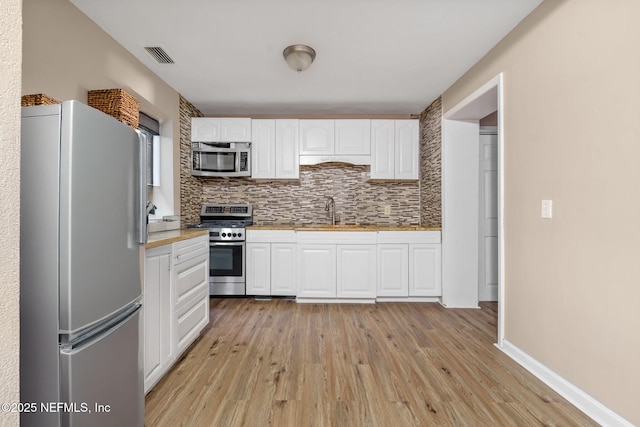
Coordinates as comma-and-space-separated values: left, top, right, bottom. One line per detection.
541, 199, 553, 219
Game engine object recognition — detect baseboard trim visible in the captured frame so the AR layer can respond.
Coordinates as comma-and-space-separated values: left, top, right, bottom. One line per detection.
498, 340, 633, 427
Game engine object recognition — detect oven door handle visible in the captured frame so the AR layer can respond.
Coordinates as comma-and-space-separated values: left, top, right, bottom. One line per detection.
210, 241, 245, 246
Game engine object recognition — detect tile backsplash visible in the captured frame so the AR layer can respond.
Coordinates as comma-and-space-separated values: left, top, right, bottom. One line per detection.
200, 164, 420, 226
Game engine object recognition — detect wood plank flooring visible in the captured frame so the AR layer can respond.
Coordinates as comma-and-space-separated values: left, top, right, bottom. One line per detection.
145, 298, 597, 426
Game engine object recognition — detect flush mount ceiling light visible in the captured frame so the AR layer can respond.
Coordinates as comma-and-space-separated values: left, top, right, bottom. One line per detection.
283, 44, 316, 72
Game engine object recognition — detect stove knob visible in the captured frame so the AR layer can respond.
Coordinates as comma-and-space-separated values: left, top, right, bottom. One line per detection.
232, 233, 237, 237
238, 232, 242, 238
222, 233, 226, 238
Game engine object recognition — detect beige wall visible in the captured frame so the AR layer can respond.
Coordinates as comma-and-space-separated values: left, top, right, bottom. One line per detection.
22, 0, 181, 214
443, 0, 640, 423
0, 0, 21, 425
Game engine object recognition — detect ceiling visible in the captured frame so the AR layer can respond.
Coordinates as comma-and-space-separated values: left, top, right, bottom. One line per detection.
69, 0, 542, 116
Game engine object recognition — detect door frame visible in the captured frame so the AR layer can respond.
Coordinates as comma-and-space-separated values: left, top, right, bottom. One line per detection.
441, 73, 505, 346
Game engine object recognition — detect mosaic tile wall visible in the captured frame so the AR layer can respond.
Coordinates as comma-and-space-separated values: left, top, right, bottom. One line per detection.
200, 164, 420, 226
179, 95, 203, 225
178, 97, 442, 227
419, 96, 442, 227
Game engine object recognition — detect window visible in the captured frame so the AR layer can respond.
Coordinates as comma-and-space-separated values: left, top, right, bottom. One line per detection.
139, 112, 160, 186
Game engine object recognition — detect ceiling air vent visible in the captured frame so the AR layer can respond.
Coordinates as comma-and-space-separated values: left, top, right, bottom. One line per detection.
144, 46, 174, 64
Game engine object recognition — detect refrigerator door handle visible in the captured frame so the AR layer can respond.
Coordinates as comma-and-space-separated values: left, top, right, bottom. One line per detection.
61, 303, 142, 353
136, 131, 148, 244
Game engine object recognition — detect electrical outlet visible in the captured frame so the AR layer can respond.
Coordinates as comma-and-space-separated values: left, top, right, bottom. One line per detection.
384, 205, 391, 215
541, 199, 553, 219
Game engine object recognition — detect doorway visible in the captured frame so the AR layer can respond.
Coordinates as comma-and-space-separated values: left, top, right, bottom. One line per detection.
441, 74, 504, 345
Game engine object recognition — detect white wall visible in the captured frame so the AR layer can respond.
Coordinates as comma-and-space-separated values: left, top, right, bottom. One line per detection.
443, 1, 640, 424
0, 0, 22, 425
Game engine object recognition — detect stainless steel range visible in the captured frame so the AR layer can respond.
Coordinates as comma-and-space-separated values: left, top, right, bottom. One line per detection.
192, 204, 253, 296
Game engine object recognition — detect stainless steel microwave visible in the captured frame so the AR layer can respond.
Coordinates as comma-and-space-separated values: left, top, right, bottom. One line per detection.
191, 142, 251, 177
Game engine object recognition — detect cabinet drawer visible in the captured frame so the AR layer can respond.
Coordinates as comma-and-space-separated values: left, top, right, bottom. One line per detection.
176, 288, 209, 353
175, 257, 208, 305
174, 236, 208, 264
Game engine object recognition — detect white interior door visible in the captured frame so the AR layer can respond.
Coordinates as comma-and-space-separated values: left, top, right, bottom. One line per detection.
479, 129, 498, 301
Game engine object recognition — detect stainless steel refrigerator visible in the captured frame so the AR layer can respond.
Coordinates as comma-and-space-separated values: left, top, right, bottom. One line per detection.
20, 100, 147, 426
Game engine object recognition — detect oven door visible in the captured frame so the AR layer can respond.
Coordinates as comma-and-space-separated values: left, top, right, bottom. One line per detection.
209, 241, 245, 295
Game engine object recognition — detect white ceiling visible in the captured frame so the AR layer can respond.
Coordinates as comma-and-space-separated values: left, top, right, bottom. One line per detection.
69, 0, 542, 116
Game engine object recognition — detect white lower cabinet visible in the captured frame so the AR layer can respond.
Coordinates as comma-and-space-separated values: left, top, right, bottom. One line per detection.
143, 245, 173, 393
377, 231, 442, 298
337, 245, 376, 298
143, 234, 209, 394
377, 244, 409, 297
409, 244, 442, 296
297, 244, 337, 298
247, 229, 441, 301
296, 232, 377, 300
271, 243, 297, 296
173, 236, 209, 355
246, 230, 297, 296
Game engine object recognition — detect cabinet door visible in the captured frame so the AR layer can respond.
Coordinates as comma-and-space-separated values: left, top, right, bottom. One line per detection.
297, 244, 336, 298
246, 243, 271, 295
251, 119, 276, 179
377, 244, 409, 297
299, 120, 334, 155
335, 120, 371, 155
337, 245, 376, 298
220, 118, 251, 142
395, 120, 419, 180
275, 119, 300, 179
191, 118, 221, 142
143, 247, 172, 393
370, 120, 395, 179
271, 243, 297, 296
409, 244, 442, 296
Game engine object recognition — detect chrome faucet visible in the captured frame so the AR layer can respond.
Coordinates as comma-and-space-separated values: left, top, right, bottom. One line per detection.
325, 196, 336, 225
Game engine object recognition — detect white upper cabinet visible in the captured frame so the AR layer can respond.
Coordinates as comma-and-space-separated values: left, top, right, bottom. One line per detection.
335, 120, 371, 155
370, 119, 419, 180
395, 120, 419, 180
275, 119, 300, 179
191, 118, 251, 142
370, 120, 395, 179
299, 120, 334, 155
251, 120, 276, 179
251, 119, 299, 179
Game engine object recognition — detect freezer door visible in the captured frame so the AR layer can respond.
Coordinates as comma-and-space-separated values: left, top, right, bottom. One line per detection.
60, 306, 143, 427
59, 101, 143, 333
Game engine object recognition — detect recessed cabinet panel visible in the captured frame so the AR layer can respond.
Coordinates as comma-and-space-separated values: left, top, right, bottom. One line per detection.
297, 244, 337, 298
246, 243, 271, 295
409, 244, 442, 296
271, 243, 296, 296
377, 244, 409, 296
299, 120, 335, 155
370, 120, 395, 179
143, 247, 172, 393
251, 120, 276, 179
221, 118, 252, 142
335, 120, 371, 155
275, 120, 300, 179
395, 120, 419, 180
191, 118, 251, 142
191, 118, 221, 142
336, 245, 376, 298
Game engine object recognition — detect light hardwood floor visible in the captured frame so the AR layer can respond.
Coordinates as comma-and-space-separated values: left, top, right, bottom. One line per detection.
145, 298, 597, 426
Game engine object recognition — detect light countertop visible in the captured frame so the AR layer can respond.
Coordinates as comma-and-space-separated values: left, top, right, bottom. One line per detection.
145, 228, 209, 249
247, 224, 441, 232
